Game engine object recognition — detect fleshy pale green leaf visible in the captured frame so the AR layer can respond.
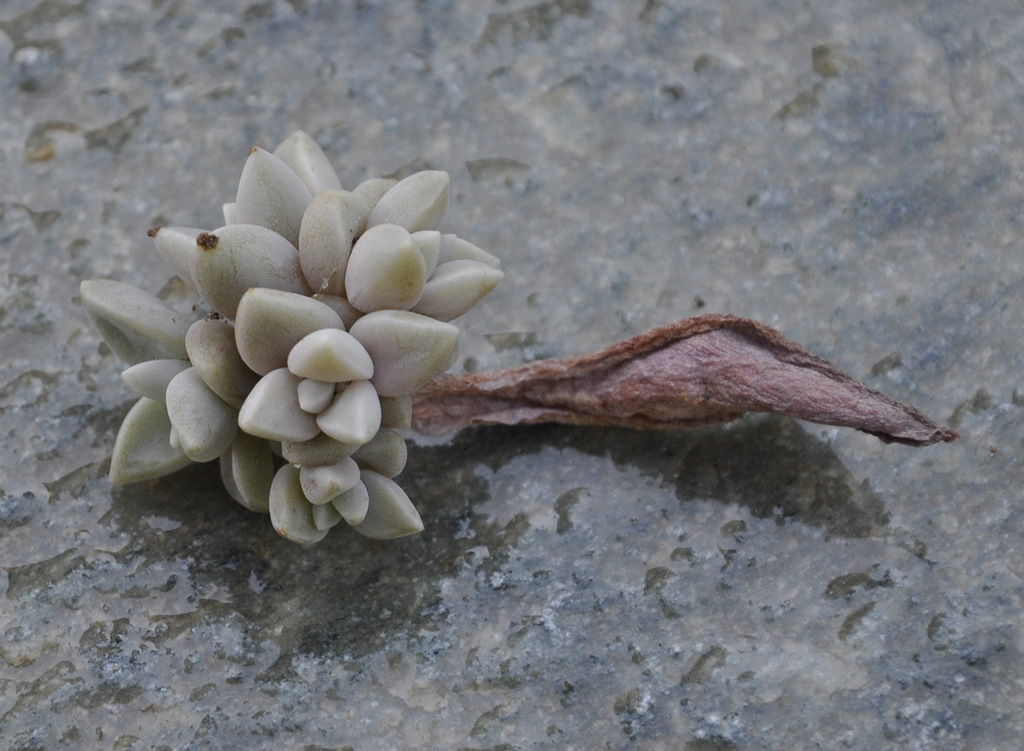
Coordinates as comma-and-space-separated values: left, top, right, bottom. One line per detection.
109, 397, 192, 484
312, 501, 343, 531
80, 280, 190, 365
296, 378, 336, 414
437, 233, 501, 267
351, 471, 423, 539
121, 359, 190, 401
349, 310, 460, 397
273, 130, 343, 196
185, 319, 259, 409
379, 395, 413, 429
191, 225, 310, 320
299, 457, 360, 505
346, 223, 427, 312
316, 380, 381, 445
352, 177, 397, 214
412, 259, 504, 321
234, 146, 312, 247
351, 429, 408, 478
331, 480, 369, 525
165, 367, 238, 463
368, 171, 449, 232
287, 328, 374, 382
298, 189, 368, 295
238, 368, 320, 442
149, 226, 205, 288
220, 431, 274, 513
270, 464, 328, 544
412, 230, 441, 278
234, 288, 344, 375
280, 433, 360, 466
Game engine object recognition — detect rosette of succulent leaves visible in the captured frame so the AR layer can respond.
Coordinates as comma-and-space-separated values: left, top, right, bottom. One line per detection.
80, 131, 503, 544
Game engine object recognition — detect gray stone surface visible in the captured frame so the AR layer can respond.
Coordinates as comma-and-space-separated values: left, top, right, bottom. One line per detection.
1, 0, 1022, 749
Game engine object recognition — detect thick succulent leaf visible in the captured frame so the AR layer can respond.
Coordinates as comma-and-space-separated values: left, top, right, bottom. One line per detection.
148, 226, 206, 288
316, 380, 381, 445
222, 202, 239, 225
379, 395, 413, 429
352, 177, 397, 214
269, 464, 328, 544
165, 367, 239, 463
349, 310, 460, 397
238, 368, 320, 442
351, 429, 408, 478
121, 359, 190, 401
368, 171, 449, 232
412, 230, 441, 278
220, 431, 274, 513
109, 397, 192, 484
273, 130, 343, 196
437, 233, 501, 267
233, 146, 312, 247
185, 318, 259, 408
287, 328, 374, 382
351, 471, 424, 539
346, 224, 427, 312
299, 457, 360, 505
280, 433, 360, 466
234, 288, 343, 375
296, 378, 336, 414
412, 259, 504, 322
298, 189, 368, 295
191, 224, 310, 319
331, 480, 369, 525
311, 502, 343, 531
312, 293, 362, 330
80, 280, 191, 365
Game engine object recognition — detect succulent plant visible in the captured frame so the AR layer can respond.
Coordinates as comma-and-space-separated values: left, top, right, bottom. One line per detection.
81, 131, 503, 544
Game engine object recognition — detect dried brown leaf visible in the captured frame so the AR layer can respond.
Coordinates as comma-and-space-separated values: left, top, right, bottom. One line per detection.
411, 314, 958, 446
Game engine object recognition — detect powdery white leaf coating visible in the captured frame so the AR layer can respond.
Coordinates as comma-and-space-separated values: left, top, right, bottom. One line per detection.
296, 377, 336, 414
351, 429, 408, 478
165, 367, 239, 462
367, 171, 449, 232
379, 395, 413, 429
299, 457, 360, 505
298, 189, 368, 295
352, 177, 397, 214
149, 226, 205, 288
238, 368, 321, 443
352, 470, 424, 539
345, 223, 427, 312
349, 310, 460, 397
121, 359, 190, 401
287, 328, 375, 383
273, 130, 343, 196
437, 233, 501, 267
233, 146, 313, 247
270, 464, 328, 544
280, 433, 360, 466
412, 230, 441, 277
109, 398, 192, 484
185, 319, 259, 409
220, 431, 274, 514
412, 259, 505, 322
80, 280, 190, 365
234, 288, 344, 375
222, 202, 238, 225
331, 480, 370, 525
191, 225, 310, 320
312, 501, 343, 531
316, 379, 381, 445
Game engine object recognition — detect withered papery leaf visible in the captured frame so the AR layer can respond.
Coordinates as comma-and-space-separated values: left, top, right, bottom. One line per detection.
411, 314, 958, 446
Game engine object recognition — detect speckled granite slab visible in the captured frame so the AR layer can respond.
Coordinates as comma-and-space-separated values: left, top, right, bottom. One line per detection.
2, 1, 1021, 749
